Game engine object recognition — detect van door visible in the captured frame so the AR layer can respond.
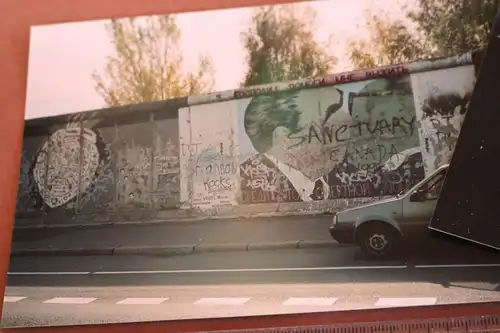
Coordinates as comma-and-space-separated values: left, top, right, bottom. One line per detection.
401, 170, 446, 237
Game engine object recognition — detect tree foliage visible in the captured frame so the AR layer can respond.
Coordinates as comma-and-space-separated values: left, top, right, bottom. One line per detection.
347, 10, 429, 69
241, 4, 336, 87
93, 15, 215, 107
347, 0, 500, 70
408, 0, 500, 57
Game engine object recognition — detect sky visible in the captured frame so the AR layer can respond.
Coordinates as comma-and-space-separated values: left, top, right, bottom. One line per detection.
25, 0, 412, 120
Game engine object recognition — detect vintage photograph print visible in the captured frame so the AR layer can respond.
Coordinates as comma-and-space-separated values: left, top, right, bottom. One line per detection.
4, 0, 500, 328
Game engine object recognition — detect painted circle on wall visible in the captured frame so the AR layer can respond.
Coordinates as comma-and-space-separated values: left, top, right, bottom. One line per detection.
33, 125, 100, 208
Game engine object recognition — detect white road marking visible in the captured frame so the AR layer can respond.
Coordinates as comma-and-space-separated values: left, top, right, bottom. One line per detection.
8, 263, 500, 276
87, 266, 408, 275
116, 298, 168, 305
8, 271, 91, 275
283, 297, 338, 306
3, 296, 26, 303
375, 297, 437, 307
415, 263, 500, 268
44, 297, 97, 304
194, 297, 251, 305
7, 266, 406, 275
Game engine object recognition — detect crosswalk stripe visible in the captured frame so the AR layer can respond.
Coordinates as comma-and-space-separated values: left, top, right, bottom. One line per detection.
117, 298, 168, 305
44, 297, 97, 304
194, 297, 251, 305
283, 297, 339, 306
3, 296, 26, 303
4, 295, 447, 307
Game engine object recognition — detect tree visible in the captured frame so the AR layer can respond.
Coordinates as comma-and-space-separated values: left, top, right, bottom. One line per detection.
347, 9, 430, 69
347, 0, 500, 70
240, 4, 336, 87
93, 15, 215, 107
408, 0, 500, 57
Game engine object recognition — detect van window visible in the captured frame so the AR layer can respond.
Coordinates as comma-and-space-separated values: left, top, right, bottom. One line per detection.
417, 170, 446, 200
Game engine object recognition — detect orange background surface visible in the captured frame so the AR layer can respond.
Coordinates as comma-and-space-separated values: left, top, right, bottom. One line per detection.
0, 1, 499, 332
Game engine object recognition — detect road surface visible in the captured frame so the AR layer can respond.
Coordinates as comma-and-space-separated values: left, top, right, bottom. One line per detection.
3, 237, 500, 328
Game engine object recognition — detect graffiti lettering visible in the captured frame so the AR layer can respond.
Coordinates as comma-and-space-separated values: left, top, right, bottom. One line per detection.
240, 188, 301, 204
240, 159, 275, 179
191, 149, 238, 202
181, 143, 201, 157
208, 163, 237, 175
286, 117, 413, 151
197, 162, 237, 176
203, 176, 232, 192
335, 169, 406, 188
329, 167, 420, 198
334, 73, 355, 84
234, 86, 279, 99
245, 177, 276, 192
349, 144, 399, 171
288, 77, 327, 90
239, 156, 301, 204
324, 66, 410, 86
328, 179, 418, 199
365, 66, 409, 79
330, 183, 372, 198
287, 123, 350, 149
350, 116, 415, 137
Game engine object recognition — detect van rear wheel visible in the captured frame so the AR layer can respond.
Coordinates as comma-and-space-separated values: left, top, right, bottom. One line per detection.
355, 222, 401, 259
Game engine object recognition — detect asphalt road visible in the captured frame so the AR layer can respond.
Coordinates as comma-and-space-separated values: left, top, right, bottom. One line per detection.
3, 237, 500, 328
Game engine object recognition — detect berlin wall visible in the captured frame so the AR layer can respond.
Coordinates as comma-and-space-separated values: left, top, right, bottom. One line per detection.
14, 53, 479, 227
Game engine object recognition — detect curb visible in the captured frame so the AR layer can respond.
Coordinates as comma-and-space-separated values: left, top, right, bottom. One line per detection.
10, 240, 346, 257
14, 211, 336, 231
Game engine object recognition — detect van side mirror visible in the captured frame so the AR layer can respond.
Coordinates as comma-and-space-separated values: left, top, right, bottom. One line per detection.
410, 191, 425, 202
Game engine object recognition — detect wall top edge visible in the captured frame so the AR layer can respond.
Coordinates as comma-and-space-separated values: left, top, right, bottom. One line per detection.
25, 96, 188, 130
186, 51, 475, 106
25, 51, 477, 130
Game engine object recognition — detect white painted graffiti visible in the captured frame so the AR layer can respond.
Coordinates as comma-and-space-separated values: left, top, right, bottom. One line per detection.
335, 170, 383, 188
240, 158, 281, 192
33, 124, 100, 208
335, 168, 414, 190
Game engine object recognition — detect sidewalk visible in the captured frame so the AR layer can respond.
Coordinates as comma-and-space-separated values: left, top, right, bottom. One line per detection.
10, 215, 340, 257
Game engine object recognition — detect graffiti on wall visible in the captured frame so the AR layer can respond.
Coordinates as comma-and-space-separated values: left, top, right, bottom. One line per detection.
191, 145, 239, 207
179, 101, 240, 209
16, 147, 42, 214
240, 154, 301, 203
77, 126, 114, 212
20, 116, 181, 216
411, 65, 476, 173
152, 134, 181, 209
17, 62, 478, 222
116, 142, 151, 208
237, 76, 425, 205
32, 123, 101, 208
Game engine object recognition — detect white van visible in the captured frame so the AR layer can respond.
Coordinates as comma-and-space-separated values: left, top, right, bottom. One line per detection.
329, 164, 449, 258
